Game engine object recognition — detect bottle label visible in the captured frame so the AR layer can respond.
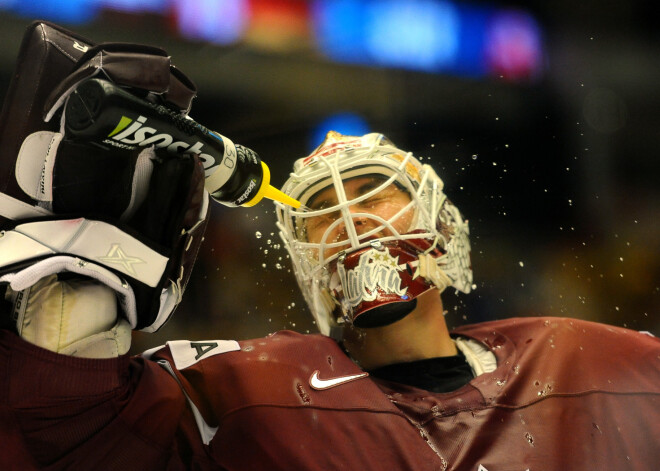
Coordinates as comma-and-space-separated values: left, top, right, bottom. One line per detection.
204, 135, 237, 194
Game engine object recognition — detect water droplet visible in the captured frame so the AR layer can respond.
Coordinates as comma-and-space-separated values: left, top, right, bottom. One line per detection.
296, 383, 311, 404
525, 432, 535, 446
255, 231, 262, 239
519, 261, 524, 267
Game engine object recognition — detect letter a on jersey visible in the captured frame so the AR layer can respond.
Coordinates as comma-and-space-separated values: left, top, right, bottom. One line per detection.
168, 339, 240, 370
191, 342, 219, 360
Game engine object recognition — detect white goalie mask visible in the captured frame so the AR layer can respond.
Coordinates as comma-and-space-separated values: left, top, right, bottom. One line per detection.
276, 132, 472, 338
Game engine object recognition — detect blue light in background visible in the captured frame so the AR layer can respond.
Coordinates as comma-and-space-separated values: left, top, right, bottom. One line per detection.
311, 113, 370, 150
312, 0, 468, 73
311, 0, 367, 64
100, 0, 166, 13
453, 2, 490, 77
172, 0, 248, 45
364, 0, 459, 72
10, 0, 100, 23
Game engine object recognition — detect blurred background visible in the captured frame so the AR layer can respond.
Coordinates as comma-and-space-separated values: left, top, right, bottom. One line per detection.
0, 0, 657, 352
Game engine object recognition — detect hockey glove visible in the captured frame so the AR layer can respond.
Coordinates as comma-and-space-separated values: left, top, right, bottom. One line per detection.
0, 21, 207, 334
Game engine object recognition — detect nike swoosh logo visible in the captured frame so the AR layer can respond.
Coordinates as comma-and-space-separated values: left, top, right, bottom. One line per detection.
309, 370, 369, 390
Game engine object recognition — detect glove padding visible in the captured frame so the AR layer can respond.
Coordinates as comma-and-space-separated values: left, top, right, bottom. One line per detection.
7, 274, 130, 358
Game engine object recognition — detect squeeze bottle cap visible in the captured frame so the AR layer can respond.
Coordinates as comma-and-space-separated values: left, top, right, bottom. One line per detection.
243, 162, 301, 208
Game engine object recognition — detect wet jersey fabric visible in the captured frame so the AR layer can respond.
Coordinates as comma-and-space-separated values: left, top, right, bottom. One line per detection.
1, 316, 658, 470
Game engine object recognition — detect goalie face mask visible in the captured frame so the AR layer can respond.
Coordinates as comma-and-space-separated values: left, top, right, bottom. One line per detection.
0, 21, 207, 332
276, 132, 473, 338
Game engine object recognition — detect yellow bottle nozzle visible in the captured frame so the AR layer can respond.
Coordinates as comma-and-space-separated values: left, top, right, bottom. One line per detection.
263, 184, 301, 208
243, 162, 301, 209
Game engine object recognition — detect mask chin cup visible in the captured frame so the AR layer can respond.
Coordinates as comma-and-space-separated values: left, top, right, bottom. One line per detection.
352, 298, 418, 328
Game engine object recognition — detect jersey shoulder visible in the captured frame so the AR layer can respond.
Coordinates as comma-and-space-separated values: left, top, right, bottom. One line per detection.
455, 316, 658, 353
453, 316, 660, 399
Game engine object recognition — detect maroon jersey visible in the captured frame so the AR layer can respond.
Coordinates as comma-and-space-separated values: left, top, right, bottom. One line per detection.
1, 317, 658, 470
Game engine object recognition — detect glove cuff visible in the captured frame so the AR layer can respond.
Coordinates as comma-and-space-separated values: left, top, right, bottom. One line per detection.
8, 274, 131, 358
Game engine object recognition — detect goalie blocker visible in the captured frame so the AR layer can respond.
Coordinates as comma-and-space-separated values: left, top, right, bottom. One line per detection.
0, 21, 208, 332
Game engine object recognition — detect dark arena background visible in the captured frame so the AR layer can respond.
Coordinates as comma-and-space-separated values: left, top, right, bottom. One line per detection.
0, 1, 657, 352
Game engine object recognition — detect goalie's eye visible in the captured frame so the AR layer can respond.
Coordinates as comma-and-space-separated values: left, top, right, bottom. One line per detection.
305, 209, 342, 233
299, 175, 413, 245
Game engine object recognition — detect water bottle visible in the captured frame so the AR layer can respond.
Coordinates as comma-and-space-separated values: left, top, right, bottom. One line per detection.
64, 78, 299, 208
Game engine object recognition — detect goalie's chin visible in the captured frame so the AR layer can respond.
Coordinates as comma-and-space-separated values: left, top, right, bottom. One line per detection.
352, 299, 418, 328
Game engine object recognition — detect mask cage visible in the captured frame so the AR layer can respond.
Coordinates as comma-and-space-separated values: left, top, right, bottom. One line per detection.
275, 133, 470, 336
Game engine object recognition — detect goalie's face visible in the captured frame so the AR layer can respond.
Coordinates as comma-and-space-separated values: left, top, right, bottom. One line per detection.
303, 175, 415, 258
